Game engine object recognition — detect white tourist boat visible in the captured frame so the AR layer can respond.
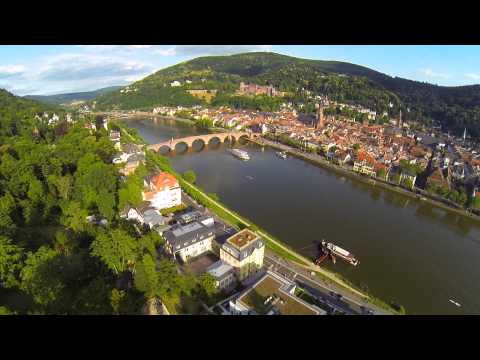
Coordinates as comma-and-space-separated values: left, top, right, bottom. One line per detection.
229, 148, 250, 160
276, 151, 287, 159
449, 299, 461, 307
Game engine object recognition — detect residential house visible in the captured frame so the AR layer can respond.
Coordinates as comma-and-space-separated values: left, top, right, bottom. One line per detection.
110, 130, 121, 150
176, 210, 214, 227
220, 229, 264, 282
400, 169, 417, 189
120, 203, 165, 228
163, 221, 215, 262
387, 165, 402, 184
207, 260, 236, 291
142, 172, 181, 211
353, 160, 376, 177
228, 271, 325, 315
120, 153, 145, 176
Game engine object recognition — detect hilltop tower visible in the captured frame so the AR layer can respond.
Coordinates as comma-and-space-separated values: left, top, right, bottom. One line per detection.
315, 103, 325, 129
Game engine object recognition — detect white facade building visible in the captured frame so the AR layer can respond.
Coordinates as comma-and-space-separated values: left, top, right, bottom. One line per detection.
142, 172, 181, 211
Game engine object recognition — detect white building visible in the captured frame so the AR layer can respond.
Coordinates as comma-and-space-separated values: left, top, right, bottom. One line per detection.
170, 81, 181, 87
207, 260, 236, 291
164, 221, 215, 262
142, 172, 181, 211
220, 229, 264, 282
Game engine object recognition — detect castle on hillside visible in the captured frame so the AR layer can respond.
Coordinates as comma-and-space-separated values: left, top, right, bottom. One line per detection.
237, 82, 279, 97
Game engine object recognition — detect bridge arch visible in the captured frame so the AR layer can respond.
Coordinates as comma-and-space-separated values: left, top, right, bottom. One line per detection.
208, 136, 222, 147
174, 141, 189, 153
147, 132, 252, 153
158, 145, 172, 155
192, 138, 206, 151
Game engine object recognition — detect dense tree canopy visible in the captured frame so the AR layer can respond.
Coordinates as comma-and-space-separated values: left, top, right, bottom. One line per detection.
0, 91, 222, 314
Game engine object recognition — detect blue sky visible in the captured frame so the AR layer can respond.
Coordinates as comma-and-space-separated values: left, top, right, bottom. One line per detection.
0, 45, 479, 96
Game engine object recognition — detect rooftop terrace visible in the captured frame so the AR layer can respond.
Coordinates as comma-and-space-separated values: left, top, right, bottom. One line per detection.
238, 273, 319, 315
227, 229, 259, 249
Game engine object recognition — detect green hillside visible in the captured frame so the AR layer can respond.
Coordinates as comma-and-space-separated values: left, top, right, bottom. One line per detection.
94, 52, 480, 138
0, 90, 217, 315
0, 89, 60, 138
25, 86, 122, 106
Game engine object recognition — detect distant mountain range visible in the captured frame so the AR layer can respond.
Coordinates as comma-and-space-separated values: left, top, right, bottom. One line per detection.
25, 86, 123, 106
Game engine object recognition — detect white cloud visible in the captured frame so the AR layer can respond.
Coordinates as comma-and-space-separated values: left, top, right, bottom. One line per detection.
0, 64, 26, 78
154, 47, 176, 56
4, 53, 153, 95
419, 67, 450, 79
1, 45, 273, 95
37, 53, 152, 82
465, 73, 480, 81
173, 45, 272, 56
78, 45, 272, 57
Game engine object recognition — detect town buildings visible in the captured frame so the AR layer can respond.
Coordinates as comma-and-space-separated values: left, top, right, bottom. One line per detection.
142, 172, 182, 211
220, 229, 265, 282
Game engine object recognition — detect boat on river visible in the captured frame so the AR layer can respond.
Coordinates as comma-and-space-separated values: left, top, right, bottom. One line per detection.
449, 299, 461, 307
276, 151, 287, 159
229, 148, 250, 160
320, 240, 359, 266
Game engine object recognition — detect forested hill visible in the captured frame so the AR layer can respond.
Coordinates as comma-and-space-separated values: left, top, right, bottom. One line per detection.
25, 86, 122, 106
0, 88, 60, 138
0, 89, 218, 315
94, 52, 480, 138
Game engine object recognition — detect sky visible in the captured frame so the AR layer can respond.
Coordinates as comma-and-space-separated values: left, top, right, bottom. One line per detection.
1, 45, 479, 96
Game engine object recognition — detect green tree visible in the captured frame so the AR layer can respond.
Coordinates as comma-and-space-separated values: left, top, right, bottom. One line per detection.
0, 306, 15, 315
182, 170, 197, 184
73, 277, 112, 314
377, 168, 386, 180
473, 196, 480, 209
0, 236, 24, 288
197, 272, 217, 298
90, 229, 138, 275
0, 193, 17, 234
110, 288, 143, 315
60, 201, 89, 232
138, 232, 164, 258
20, 246, 65, 309
208, 193, 220, 201
134, 254, 159, 299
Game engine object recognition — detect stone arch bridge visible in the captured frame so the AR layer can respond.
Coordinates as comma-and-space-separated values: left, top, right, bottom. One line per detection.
147, 132, 259, 152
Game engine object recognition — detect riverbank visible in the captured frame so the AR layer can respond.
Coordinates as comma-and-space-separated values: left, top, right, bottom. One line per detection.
138, 133, 398, 314
251, 137, 480, 223
100, 112, 229, 134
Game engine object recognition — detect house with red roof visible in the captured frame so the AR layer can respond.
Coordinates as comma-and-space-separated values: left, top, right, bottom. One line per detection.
142, 172, 181, 211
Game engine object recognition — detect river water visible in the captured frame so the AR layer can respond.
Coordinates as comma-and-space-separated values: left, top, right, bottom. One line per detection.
124, 117, 480, 315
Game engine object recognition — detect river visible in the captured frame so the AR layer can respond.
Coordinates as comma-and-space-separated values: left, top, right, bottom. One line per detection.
124, 117, 480, 315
